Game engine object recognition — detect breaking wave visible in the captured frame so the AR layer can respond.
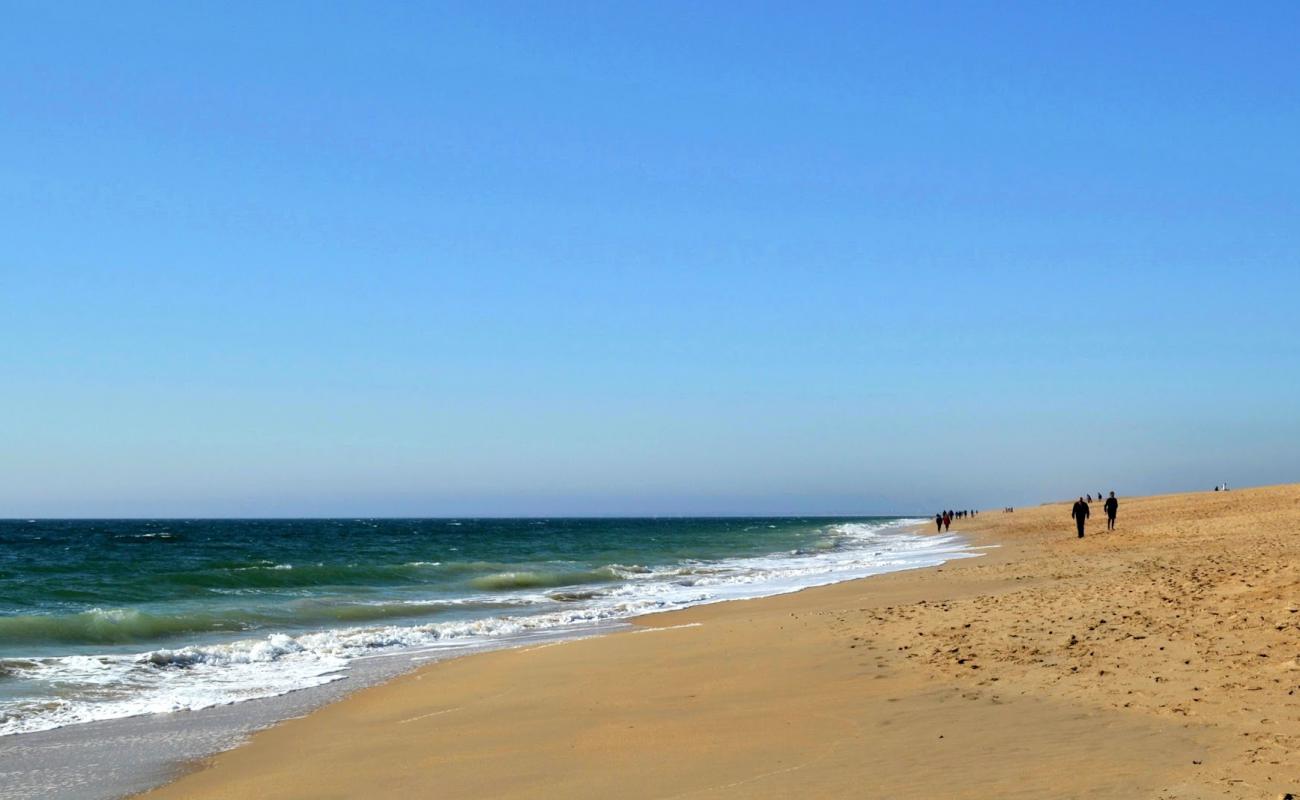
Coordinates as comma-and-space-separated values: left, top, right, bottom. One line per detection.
1, 520, 977, 737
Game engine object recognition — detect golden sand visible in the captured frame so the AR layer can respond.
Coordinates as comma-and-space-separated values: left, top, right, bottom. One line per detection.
139, 484, 1300, 799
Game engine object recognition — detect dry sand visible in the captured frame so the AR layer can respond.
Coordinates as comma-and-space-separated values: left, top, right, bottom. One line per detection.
139, 484, 1300, 799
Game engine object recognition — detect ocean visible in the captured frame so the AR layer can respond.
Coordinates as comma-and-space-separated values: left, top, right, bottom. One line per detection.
0, 517, 973, 740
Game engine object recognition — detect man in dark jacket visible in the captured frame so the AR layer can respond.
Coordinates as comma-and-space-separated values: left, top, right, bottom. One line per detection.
1104, 492, 1118, 530
1071, 497, 1090, 538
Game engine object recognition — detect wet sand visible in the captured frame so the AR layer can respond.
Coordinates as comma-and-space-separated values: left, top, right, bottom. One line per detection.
138, 484, 1300, 799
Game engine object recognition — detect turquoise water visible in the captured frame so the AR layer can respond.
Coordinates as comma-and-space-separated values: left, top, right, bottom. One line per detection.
0, 517, 971, 736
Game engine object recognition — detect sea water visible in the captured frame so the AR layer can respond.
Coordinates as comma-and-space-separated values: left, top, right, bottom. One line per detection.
0, 517, 973, 738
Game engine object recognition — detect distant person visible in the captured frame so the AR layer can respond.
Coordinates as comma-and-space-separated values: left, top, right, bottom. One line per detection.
1071, 496, 1090, 539
1086, 493, 1092, 502
935, 513, 943, 533
1104, 491, 1118, 530
943, 511, 951, 531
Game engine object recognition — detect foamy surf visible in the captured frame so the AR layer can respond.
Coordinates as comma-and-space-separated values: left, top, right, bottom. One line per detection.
0, 518, 975, 737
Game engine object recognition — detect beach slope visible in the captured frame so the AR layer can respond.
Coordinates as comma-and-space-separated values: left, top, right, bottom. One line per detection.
139, 485, 1300, 799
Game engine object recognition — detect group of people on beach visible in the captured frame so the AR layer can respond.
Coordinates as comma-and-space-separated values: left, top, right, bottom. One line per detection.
933, 509, 976, 532
928, 496, 1120, 539
1071, 491, 1119, 538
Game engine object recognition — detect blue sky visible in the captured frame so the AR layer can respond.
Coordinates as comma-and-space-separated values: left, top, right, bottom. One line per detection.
2, 2, 1297, 516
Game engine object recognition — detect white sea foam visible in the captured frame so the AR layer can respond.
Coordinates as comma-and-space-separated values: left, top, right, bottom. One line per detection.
0, 519, 975, 737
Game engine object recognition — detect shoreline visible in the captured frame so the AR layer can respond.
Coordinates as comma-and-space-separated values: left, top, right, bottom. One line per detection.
1, 518, 974, 800
134, 484, 1300, 799
0, 625, 620, 800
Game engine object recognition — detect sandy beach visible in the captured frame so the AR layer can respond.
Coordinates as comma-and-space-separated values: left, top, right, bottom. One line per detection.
137, 484, 1300, 799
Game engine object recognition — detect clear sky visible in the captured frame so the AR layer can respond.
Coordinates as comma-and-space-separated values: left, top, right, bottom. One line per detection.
2, 2, 1297, 517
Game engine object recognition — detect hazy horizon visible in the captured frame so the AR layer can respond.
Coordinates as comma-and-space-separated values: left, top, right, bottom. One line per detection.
0, 478, 1281, 520
3, 3, 1297, 517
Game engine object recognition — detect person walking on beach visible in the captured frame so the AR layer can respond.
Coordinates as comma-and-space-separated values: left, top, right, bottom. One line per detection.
942, 511, 951, 531
935, 513, 943, 533
1104, 492, 1118, 530
1071, 497, 1090, 538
